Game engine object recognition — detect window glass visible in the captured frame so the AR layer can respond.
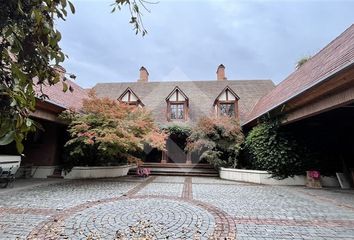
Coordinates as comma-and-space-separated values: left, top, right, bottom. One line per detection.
219, 103, 235, 117
171, 104, 184, 119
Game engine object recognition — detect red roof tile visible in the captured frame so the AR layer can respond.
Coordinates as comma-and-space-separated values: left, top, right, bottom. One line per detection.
35, 79, 88, 110
244, 24, 354, 125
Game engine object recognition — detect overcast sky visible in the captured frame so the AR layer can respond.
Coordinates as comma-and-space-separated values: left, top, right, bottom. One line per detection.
57, 0, 354, 88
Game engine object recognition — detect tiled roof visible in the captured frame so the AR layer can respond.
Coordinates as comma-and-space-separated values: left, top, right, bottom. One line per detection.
35, 79, 89, 110
244, 24, 354, 125
93, 80, 275, 125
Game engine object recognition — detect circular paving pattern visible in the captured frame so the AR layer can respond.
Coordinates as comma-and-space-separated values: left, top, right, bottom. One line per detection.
63, 198, 215, 239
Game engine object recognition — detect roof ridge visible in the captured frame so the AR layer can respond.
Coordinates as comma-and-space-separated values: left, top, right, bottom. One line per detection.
292, 24, 354, 72
243, 24, 354, 125
93, 79, 274, 86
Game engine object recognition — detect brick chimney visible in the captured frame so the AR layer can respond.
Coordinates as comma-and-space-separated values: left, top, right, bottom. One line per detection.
138, 66, 149, 82
216, 64, 227, 81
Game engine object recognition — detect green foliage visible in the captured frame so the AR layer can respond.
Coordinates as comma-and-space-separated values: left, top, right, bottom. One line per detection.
296, 55, 312, 69
0, 0, 152, 153
112, 0, 156, 36
0, 0, 76, 152
61, 96, 167, 170
244, 120, 308, 179
187, 116, 244, 169
163, 124, 191, 139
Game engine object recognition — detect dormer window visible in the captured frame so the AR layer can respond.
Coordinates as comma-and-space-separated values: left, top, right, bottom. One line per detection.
219, 103, 235, 116
118, 87, 144, 107
166, 87, 189, 121
214, 86, 239, 118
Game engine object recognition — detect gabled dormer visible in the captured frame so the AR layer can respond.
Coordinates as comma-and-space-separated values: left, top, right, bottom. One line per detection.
214, 86, 239, 118
165, 86, 189, 121
118, 87, 144, 107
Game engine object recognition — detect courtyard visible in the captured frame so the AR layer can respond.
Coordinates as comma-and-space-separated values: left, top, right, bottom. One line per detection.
0, 176, 353, 240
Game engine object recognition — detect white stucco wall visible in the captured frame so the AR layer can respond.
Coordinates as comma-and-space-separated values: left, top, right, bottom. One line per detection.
63, 165, 133, 179
220, 168, 340, 187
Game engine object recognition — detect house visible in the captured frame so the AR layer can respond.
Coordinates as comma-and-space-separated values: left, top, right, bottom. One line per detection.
1, 24, 353, 178
93, 65, 274, 164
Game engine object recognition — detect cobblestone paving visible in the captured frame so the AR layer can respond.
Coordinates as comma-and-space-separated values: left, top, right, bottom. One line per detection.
0, 176, 353, 239
63, 198, 215, 239
136, 183, 183, 197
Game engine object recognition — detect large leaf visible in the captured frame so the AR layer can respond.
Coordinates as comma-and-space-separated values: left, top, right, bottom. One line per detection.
0, 131, 15, 145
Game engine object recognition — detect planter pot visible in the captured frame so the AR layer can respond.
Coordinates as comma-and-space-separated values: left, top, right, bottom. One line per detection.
219, 167, 306, 185
306, 171, 322, 188
63, 165, 134, 179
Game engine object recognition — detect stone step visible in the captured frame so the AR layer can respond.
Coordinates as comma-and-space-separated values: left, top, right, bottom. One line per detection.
47, 174, 64, 179
149, 172, 219, 177
128, 164, 219, 177
142, 163, 215, 169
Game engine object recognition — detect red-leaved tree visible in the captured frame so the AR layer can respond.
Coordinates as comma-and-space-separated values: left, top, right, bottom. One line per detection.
61, 94, 167, 169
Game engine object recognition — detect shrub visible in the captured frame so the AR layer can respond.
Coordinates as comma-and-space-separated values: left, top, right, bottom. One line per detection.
163, 124, 191, 139
187, 116, 244, 168
61, 95, 167, 170
244, 120, 308, 179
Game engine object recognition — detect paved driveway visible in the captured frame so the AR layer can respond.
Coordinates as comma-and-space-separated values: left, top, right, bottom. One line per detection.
0, 176, 353, 239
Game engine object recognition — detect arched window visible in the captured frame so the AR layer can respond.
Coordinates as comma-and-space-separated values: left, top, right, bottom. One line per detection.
166, 86, 189, 121
214, 86, 239, 118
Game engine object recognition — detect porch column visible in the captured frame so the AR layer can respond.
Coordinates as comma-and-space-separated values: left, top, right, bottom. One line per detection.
186, 152, 192, 165
161, 150, 168, 164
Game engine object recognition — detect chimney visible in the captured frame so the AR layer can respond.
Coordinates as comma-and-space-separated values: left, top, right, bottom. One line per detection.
53, 65, 66, 80
139, 66, 149, 82
216, 64, 227, 81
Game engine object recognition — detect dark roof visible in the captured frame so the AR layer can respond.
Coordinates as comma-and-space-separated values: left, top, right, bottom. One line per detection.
93, 80, 275, 125
245, 24, 354, 125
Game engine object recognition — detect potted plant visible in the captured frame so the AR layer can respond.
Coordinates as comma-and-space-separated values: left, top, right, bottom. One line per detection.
306, 170, 321, 188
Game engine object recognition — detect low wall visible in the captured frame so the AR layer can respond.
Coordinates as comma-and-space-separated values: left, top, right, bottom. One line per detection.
63, 165, 133, 179
31, 166, 57, 178
220, 168, 339, 187
16, 166, 57, 178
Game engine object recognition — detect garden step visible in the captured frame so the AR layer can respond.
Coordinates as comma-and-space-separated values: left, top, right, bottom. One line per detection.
47, 174, 64, 179
149, 172, 219, 177
128, 164, 219, 177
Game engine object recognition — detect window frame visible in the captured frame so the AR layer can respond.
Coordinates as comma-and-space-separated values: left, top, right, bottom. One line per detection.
214, 87, 239, 119
217, 101, 237, 117
166, 87, 189, 122
167, 101, 188, 121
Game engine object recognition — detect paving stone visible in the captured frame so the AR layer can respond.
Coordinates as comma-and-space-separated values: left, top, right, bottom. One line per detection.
0, 176, 353, 239
136, 182, 183, 197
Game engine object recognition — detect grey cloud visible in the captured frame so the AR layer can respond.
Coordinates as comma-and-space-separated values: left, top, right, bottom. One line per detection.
57, 0, 354, 87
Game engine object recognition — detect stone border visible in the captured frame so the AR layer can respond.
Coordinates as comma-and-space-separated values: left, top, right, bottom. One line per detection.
234, 217, 354, 228
182, 176, 193, 200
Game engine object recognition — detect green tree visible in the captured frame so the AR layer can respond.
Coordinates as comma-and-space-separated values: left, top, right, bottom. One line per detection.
187, 116, 244, 169
0, 0, 150, 152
